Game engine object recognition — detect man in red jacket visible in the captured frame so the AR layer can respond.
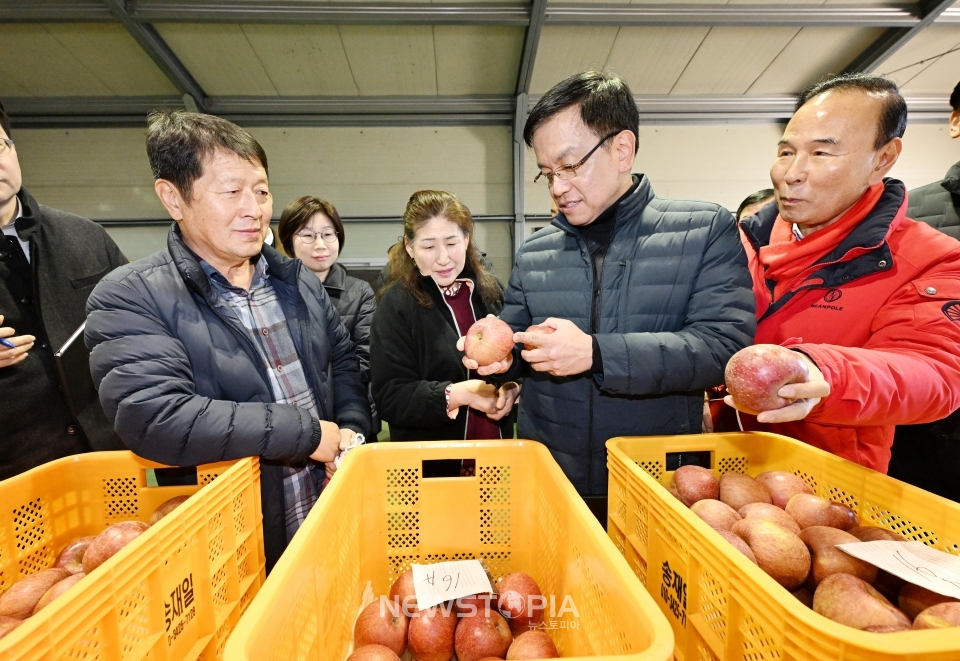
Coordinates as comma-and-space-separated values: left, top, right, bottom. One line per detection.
727, 73, 960, 473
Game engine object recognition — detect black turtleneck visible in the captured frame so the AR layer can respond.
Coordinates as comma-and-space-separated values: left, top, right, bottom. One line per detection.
575, 177, 639, 374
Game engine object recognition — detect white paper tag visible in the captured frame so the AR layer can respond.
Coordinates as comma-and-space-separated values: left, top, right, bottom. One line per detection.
411, 560, 494, 610
836, 541, 960, 599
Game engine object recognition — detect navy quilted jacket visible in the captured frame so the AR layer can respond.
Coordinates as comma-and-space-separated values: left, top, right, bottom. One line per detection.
501, 174, 755, 496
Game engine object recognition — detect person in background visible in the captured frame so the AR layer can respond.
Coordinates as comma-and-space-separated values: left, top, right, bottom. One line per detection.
463, 71, 756, 516
888, 80, 960, 501
736, 188, 775, 221
0, 102, 126, 479
278, 196, 380, 437
371, 190, 518, 441
726, 74, 960, 475
86, 111, 370, 570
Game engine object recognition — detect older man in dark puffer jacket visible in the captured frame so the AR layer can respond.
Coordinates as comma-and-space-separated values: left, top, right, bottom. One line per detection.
86, 112, 370, 570
463, 72, 756, 512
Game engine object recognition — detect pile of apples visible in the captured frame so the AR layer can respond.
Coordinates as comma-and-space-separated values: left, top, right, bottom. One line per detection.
669, 466, 960, 632
0, 495, 188, 640
349, 570, 561, 661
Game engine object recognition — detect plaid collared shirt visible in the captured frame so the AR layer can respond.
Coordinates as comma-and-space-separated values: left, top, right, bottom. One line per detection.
201, 256, 320, 542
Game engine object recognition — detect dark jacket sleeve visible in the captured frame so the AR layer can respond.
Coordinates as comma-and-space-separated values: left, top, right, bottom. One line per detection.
85, 272, 320, 467
492, 262, 533, 383
351, 280, 376, 386
370, 290, 452, 430
321, 287, 372, 438
595, 207, 756, 395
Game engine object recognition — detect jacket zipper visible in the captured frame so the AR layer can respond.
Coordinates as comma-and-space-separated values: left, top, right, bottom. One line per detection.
587, 243, 607, 496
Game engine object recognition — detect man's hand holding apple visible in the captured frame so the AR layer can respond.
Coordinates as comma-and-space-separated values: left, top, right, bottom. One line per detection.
723, 344, 830, 423
514, 318, 593, 377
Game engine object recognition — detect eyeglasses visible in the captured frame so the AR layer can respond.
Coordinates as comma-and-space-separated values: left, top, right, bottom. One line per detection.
296, 228, 339, 245
533, 131, 620, 186
0, 139, 14, 157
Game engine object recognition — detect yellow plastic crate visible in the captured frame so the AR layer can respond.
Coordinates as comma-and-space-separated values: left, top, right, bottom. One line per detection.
606, 432, 960, 661
224, 440, 674, 661
0, 451, 265, 661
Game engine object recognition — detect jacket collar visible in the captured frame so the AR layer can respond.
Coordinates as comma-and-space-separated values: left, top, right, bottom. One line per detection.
13, 187, 42, 240
167, 223, 299, 301
943, 160, 960, 195
551, 173, 653, 236
322, 262, 347, 292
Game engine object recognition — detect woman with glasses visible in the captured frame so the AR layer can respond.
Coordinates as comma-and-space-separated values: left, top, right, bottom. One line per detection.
278, 196, 379, 436
371, 190, 519, 441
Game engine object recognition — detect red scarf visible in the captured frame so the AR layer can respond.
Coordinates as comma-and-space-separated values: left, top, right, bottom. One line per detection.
759, 183, 884, 300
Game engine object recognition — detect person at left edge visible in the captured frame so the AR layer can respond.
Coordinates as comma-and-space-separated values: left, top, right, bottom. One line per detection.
0, 101, 127, 480
85, 111, 370, 570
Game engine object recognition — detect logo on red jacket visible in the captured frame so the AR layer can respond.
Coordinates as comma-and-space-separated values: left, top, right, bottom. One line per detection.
823, 289, 843, 303
943, 301, 960, 323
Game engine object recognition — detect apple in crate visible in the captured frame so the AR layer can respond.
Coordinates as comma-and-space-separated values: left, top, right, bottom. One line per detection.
54, 536, 95, 574
913, 602, 960, 629
408, 604, 457, 661
464, 318, 515, 366
496, 573, 545, 635
670, 465, 718, 507
389, 568, 417, 611
354, 599, 408, 657
725, 345, 809, 415
346, 644, 402, 661
455, 610, 513, 661
813, 573, 911, 630
506, 630, 559, 659
82, 521, 150, 574
0, 568, 71, 619
149, 495, 190, 525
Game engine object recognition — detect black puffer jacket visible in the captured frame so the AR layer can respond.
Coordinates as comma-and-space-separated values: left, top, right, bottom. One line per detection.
0, 188, 126, 480
85, 225, 371, 570
370, 270, 510, 441
499, 174, 756, 496
888, 160, 960, 501
322, 262, 379, 434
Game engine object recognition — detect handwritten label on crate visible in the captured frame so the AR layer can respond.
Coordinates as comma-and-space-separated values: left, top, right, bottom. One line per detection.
660, 560, 687, 627
164, 572, 197, 646
412, 560, 493, 610
837, 541, 960, 599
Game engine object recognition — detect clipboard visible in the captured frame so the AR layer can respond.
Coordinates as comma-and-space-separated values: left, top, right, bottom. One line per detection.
54, 321, 95, 420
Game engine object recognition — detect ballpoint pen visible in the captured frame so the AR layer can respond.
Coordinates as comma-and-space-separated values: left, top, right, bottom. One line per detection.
0, 337, 15, 349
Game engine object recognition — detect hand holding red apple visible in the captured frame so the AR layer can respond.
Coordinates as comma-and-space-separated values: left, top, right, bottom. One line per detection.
724, 345, 830, 423
458, 316, 515, 376
515, 318, 593, 377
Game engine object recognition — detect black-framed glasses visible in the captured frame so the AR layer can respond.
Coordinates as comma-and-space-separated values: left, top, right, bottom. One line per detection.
296, 228, 339, 245
0, 138, 13, 157
533, 131, 620, 186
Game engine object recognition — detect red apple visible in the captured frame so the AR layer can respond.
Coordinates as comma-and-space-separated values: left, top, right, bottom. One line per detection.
389, 569, 417, 614
725, 345, 809, 415
456, 592, 498, 616
0, 568, 72, 619
506, 630, 559, 659
496, 573, 545, 636
347, 644, 402, 661
82, 521, 150, 574
455, 611, 513, 661
813, 573, 911, 631
670, 465, 719, 507
149, 495, 190, 525
354, 598, 408, 657
408, 604, 457, 661
522, 324, 556, 351
32, 573, 85, 614
899, 583, 958, 620
754, 471, 814, 509
54, 536, 95, 574
913, 602, 960, 629
464, 317, 515, 366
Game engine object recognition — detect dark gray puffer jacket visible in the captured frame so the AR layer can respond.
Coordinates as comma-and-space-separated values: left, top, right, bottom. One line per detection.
906, 160, 960, 240
500, 174, 756, 496
85, 225, 371, 570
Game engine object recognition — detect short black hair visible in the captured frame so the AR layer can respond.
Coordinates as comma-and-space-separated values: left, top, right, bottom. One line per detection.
146, 110, 268, 199
0, 100, 10, 139
736, 189, 775, 220
796, 73, 907, 150
951, 80, 960, 112
524, 71, 639, 154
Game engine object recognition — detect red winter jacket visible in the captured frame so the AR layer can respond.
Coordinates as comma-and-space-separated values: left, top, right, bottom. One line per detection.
737, 179, 960, 473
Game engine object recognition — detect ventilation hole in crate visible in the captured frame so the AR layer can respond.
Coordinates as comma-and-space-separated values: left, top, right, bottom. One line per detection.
386, 467, 420, 489
629, 550, 647, 584
215, 618, 231, 658
103, 477, 140, 522
616, 496, 626, 523
209, 528, 225, 563
480, 551, 512, 582
63, 624, 103, 658
945, 542, 960, 555
614, 481, 626, 502
20, 546, 55, 575
119, 583, 150, 657
862, 505, 938, 546
571, 539, 632, 655
824, 485, 858, 509
423, 552, 477, 564
480, 508, 510, 528
13, 497, 49, 552
213, 566, 230, 611
103, 476, 137, 498
636, 460, 663, 481
479, 465, 512, 485
480, 529, 511, 546
792, 469, 818, 492
536, 487, 561, 605
479, 487, 510, 504
632, 498, 649, 547
239, 583, 256, 615
700, 570, 727, 640
387, 511, 420, 531
388, 555, 418, 578
233, 492, 247, 534
387, 532, 420, 549
718, 456, 747, 475
611, 527, 625, 555
236, 541, 251, 581
698, 640, 721, 661
740, 614, 782, 660
200, 471, 219, 486
386, 489, 419, 507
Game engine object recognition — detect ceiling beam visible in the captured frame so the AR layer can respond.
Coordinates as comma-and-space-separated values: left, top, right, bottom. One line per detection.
844, 0, 958, 74
0, 0, 113, 21
516, 0, 548, 95
6, 94, 951, 128
101, 0, 209, 111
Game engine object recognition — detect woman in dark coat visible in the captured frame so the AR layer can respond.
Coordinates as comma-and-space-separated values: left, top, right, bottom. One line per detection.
371, 190, 519, 441
278, 196, 379, 439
